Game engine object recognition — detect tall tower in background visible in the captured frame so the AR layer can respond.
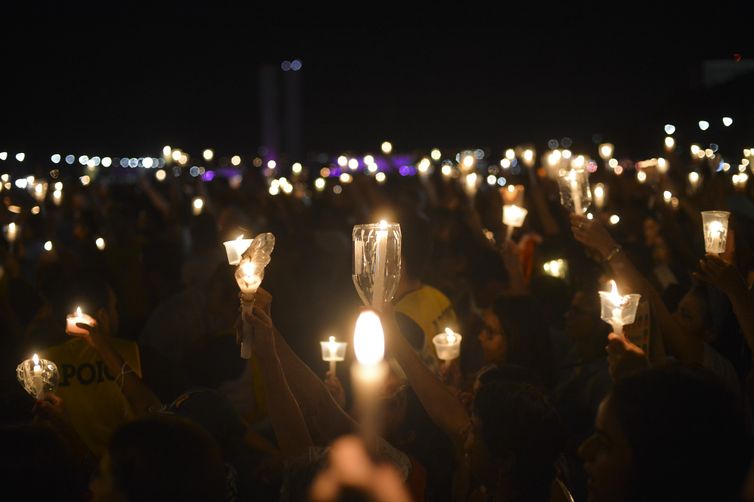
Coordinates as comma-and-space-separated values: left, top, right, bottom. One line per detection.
259, 59, 303, 165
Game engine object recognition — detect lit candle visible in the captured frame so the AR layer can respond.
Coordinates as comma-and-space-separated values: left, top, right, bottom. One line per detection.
543, 259, 568, 279
663, 190, 672, 204
593, 183, 606, 210
432, 327, 462, 361
351, 310, 388, 452
192, 197, 204, 215
5, 222, 18, 243
464, 172, 478, 197
237, 261, 262, 295
32, 354, 44, 399
688, 172, 700, 193
52, 190, 63, 206
502, 204, 528, 241
320, 335, 348, 374
66, 306, 97, 336
598, 280, 641, 336
223, 234, 253, 266
569, 170, 582, 214
372, 220, 388, 310
701, 211, 730, 254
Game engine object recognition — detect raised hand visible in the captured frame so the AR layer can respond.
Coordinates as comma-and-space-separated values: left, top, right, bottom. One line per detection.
570, 214, 618, 259
605, 332, 648, 381
694, 255, 747, 296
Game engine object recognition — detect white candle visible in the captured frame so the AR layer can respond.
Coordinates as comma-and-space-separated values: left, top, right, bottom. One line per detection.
66, 306, 97, 336
223, 234, 253, 266
569, 170, 582, 215
320, 335, 347, 374
432, 327, 462, 361
237, 261, 262, 294
502, 204, 528, 241
5, 222, 18, 243
701, 211, 730, 255
372, 220, 388, 310
192, 197, 204, 215
593, 183, 606, 210
598, 280, 641, 336
32, 353, 44, 399
351, 310, 388, 452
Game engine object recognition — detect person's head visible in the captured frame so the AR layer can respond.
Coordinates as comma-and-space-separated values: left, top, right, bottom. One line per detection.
64, 273, 118, 337
673, 282, 714, 342
580, 364, 750, 502
467, 380, 565, 501
477, 308, 509, 365
91, 415, 227, 502
564, 289, 609, 357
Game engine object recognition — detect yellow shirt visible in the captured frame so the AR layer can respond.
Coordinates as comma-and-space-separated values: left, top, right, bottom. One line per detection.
41, 337, 142, 456
395, 285, 457, 372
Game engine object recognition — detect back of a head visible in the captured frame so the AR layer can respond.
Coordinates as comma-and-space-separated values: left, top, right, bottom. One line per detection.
397, 211, 432, 281
610, 364, 751, 502
474, 380, 565, 500
107, 415, 227, 502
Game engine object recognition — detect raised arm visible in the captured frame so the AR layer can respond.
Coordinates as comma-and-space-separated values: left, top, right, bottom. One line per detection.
252, 289, 357, 445
570, 214, 704, 364
695, 255, 754, 355
380, 304, 469, 439
244, 305, 313, 456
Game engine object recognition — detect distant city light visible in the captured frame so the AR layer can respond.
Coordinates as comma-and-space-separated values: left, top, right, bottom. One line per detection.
375, 172, 386, 183
664, 124, 676, 135
102, 157, 112, 167
430, 149, 441, 161
267, 160, 277, 169
231, 155, 241, 166
722, 117, 733, 127
698, 120, 710, 131
292, 162, 302, 174
51, 154, 61, 164
155, 169, 166, 181
44, 241, 53, 251
95, 237, 106, 250
381, 141, 393, 155
16, 153, 25, 162
203, 149, 214, 161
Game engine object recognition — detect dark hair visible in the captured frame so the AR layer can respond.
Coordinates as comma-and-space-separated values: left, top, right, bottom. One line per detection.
63, 271, 112, 313
609, 364, 751, 502
108, 415, 227, 502
474, 380, 566, 501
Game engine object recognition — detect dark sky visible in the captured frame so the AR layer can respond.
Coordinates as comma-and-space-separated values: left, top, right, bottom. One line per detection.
2, 5, 752, 161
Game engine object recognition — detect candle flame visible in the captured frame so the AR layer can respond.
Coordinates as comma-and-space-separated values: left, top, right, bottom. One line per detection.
353, 310, 384, 366
76, 306, 82, 316
378, 219, 387, 230
32, 353, 40, 366
236, 234, 244, 240
708, 220, 724, 235
608, 280, 621, 305
240, 261, 255, 278
445, 327, 457, 344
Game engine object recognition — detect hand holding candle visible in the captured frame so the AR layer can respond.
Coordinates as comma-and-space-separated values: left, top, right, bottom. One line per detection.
598, 280, 641, 336
66, 306, 97, 336
432, 327, 462, 361
233, 232, 275, 358
17, 354, 59, 400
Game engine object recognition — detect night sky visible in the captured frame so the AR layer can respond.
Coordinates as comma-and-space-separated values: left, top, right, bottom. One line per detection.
2, 6, 753, 161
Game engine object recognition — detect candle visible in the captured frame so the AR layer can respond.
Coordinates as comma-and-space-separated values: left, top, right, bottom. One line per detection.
598, 280, 641, 335
237, 261, 262, 295
598, 143, 614, 161
4, 222, 18, 243
688, 172, 700, 193
192, 197, 204, 216
223, 234, 253, 266
464, 172, 478, 197
701, 211, 730, 254
432, 327, 462, 361
32, 354, 44, 399
351, 310, 388, 452
522, 149, 535, 168
502, 204, 528, 241
569, 170, 582, 215
320, 335, 348, 374
66, 306, 97, 336
372, 220, 388, 310
52, 189, 63, 206
593, 183, 606, 210
663, 190, 672, 204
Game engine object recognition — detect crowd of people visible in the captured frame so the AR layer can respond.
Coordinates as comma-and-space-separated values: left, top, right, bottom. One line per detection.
1, 142, 754, 501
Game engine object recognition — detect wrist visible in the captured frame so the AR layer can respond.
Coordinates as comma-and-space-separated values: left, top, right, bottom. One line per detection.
602, 244, 622, 262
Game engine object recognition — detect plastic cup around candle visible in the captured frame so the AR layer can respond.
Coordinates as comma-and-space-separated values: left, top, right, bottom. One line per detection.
598, 289, 641, 335
66, 307, 97, 336
321, 336, 348, 374
432, 330, 462, 361
223, 237, 253, 265
557, 168, 591, 215
352, 222, 402, 309
17, 355, 59, 399
701, 211, 730, 255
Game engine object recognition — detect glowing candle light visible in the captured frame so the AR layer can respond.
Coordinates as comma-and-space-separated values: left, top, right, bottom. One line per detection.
320, 335, 347, 374
543, 259, 568, 279
32, 354, 44, 399
372, 220, 389, 310
502, 204, 528, 241
432, 327, 462, 361
66, 306, 97, 336
351, 309, 388, 452
701, 211, 730, 255
192, 197, 204, 215
17, 354, 58, 400
223, 234, 253, 266
598, 280, 641, 336
688, 172, 700, 192
95, 237, 106, 251
593, 183, 606, 210
4, 222, 18, 244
